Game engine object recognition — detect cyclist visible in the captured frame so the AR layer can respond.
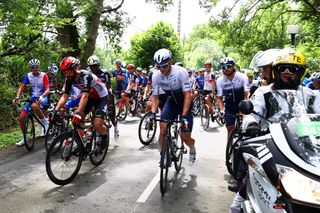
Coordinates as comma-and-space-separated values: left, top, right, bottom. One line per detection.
306, 72, 320, 90
188, 69, 195, 91
245, 70, 261, 98
113, 59, 126, 100
216, 57, 250, 137
253, 68, 261, 80
47, 64, 59, 92
13, 59, 50, 146
151, 48, 196, 164
55, 56, 109, 148
87, 55, 119, 140
203, 61, 216, 114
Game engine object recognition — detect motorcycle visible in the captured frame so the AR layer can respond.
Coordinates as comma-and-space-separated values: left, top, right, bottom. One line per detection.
234, 89, 320, 213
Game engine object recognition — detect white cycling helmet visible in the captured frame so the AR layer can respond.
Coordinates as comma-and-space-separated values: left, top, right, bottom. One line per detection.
220, 57, 236, 67
310, 72, 320, 81
48, 63, 59, 75
87, 55, 100, 66
250, 49, 281, 68
29, 59, 40, 66
153, 48, 172, 64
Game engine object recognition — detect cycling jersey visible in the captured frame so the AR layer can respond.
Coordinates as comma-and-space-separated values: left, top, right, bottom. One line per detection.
93, 68, 112, 90
306, 82, 320, 90
138, 76, 148, 87
128, 73, 139, 91
48, 75, 57, 91
64, 70, 108, 99
195, 76, 205, 90
113, 68, 127, 91
189, 76, 195, 89
22, 72, 49, 98
203, 71, 215, 91
301, 77, 311, 86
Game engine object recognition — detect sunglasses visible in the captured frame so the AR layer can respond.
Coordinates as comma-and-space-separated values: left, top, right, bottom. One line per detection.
222, 64, 233, 70
156, 63, 169, 70
277, 65, 299, 74
30, 65, 39, 70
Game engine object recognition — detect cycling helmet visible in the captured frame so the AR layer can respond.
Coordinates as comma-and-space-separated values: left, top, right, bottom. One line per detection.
115, 59, 122, 65
220, 57, 236, 66
153, 48, 172, 64
204, 60, 212, 67
175, 62, 183, 67
127, 64, 134, 70
250, 49, 281, 68
87, 55, 100, 66
142, 70, 147, 74
310, 72, 320, 82
60, 56, 80, 71
272, 48, 307, 81
246, 70, 254, 78
48, 63, 59, 75
29, 59, 40, 66
136, 67, 142, 72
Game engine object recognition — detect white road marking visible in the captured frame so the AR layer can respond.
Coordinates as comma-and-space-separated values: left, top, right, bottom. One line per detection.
136, 170, 160, 203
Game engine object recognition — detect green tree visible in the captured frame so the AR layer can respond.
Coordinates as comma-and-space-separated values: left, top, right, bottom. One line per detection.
125, 21, 183, 69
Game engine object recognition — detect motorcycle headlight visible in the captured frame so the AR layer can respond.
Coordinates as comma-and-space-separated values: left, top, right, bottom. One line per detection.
277, 164, 320, 205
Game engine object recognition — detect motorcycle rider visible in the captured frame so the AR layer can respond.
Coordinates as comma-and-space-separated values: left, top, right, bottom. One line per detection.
230, 47, 313, 213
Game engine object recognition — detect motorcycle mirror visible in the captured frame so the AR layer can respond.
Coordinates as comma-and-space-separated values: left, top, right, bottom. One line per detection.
239, 100, 253, 115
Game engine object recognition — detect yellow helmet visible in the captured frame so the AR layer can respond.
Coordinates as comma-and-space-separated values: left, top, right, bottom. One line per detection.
245, 70, 254, 78
273, 48, 306, 67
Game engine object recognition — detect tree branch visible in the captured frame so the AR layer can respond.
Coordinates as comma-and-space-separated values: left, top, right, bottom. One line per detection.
101, 0, 124, 14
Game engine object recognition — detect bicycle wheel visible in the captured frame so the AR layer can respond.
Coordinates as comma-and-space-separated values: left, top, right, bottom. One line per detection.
115, 100, 128, 121
200, 105, 210, 130
225, 128, 238, 175
173, 136, 184, 173
138, 112, 157, 145
45, 117, 66, 152
46, 131, 83, 185
23, 115, 35, 152
90, 130, 109, 166
192, 97, 200, 116
160, 136, 170, 195
216, 116, 225, 127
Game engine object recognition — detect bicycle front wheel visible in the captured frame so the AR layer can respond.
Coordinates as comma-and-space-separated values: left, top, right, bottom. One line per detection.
173, 136, 184, 173
225, 128, 238, 175
192, 96, 200, 116
45, 117, 66, 152
115, 100, 128, 121
160, 136, 170, 195
46, 131, 83, 185
200, 105, 210, 130
23, 115, 35, 152
138, 112, 157, 145
90, 131, 109, 166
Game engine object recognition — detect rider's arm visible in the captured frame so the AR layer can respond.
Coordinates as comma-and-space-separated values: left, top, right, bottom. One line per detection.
243, 73, 250, 100
41, 73, 50, 98
151, 95, 159, 113
76, 92, 89, 113
16, 84, 26, 99
55, 80, 70, 111
216, 77, 224, 112
180, 70, 192, 116
151, 73, 160, 113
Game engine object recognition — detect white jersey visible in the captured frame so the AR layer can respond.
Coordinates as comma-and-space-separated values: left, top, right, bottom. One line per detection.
203, 71, 215, 91
189, 76, 195, 89
242, 85, 320, 129
249, 80, 260, 89
216, 71, 250, 97
152, 65, 191, 96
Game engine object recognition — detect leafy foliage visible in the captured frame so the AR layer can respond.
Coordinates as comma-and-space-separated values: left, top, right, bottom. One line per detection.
125, 21, 183, 69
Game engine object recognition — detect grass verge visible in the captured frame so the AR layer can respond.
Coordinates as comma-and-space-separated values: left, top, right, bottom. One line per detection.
0, 128, 22, 149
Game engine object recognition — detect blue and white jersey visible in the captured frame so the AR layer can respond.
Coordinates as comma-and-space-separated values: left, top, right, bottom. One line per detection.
216, 71, 249, 107
152, 65, 191, 96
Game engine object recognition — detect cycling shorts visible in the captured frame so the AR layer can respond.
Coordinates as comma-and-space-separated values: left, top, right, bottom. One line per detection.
84, 96, 108, 118
224, 107, 239, 126
65, 98, 81, 109
160, 98, 193, 132
23, 96, 49, 113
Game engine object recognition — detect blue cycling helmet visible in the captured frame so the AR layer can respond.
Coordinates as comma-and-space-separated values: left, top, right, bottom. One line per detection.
153, 48, 172, 64
48, 63, 59, 75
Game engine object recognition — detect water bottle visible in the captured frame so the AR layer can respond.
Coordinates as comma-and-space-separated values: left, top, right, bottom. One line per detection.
63, 137, 73, 159
86, 128, 93, 141
79, 131, 87, 143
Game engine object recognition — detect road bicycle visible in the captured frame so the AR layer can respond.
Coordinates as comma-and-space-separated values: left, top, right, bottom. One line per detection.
192, 89, 205, 116
115, 91, 143, 121
17, 99, 48, 152
154, 117, 187, 195
45, 111, 111, 185
200, 99, 225, 130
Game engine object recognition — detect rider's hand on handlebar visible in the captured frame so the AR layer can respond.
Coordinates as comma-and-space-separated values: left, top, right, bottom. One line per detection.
149, 112, 156, 121
72, 112, 82, 125
37, 96, 45, 103
12, 98, 19, 107
180, 115, 189, 131
219, 110, 225, 118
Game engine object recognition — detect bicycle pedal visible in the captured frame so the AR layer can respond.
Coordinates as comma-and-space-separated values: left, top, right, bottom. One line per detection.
182, 148, 187, 154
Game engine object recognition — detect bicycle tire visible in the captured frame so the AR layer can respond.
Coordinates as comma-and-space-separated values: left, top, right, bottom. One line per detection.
173, 136, 183, 173
216, 116, 225, 127
160, 136, 170, 195
200, 105, 210, 130
192, 97, 200, 116
45, 117, 66, 152
46, 131, 83, 185
138, 112, 157, 145
225, 128, 238, 175
115, 100, 128, 121
90, 130, 109, 166
24, 115, 35, 152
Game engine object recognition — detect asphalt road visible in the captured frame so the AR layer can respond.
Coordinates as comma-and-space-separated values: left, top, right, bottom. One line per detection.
0, 116, 235, 213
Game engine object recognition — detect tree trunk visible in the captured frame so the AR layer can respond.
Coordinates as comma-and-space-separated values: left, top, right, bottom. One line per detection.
56, 0, 81, 58
80, 0, 104, 68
